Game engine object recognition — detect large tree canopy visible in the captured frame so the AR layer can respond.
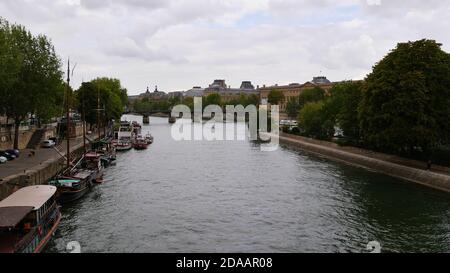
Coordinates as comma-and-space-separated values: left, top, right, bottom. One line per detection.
204, 93, 222, 108
298, 101, 334, 140
0, 18, 64, 148
75, 78, 128, 127
298, 87, 326, 110
268, 89, 285, 105
358, 39, 450, 155
324, 81, 363, 142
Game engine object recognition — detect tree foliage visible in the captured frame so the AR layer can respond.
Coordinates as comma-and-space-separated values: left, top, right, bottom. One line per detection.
0, 18, 64, 148
298, 87, 326, 110
268, 89, 285, 105
285, 98, 300, 119
204, 93, 222, 107
358, 39, 450, 155
75, 78, 128, 127
324, 81, 363, 142
298, 101, 334, 140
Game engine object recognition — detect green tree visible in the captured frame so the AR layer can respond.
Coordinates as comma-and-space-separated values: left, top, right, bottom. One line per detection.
0, 19, 64, 149
268, 89, 285, 105
182, 97, 194, 110
323, 81, 363, 142
298, 101, 334, 140
204, 93, 222, 107
234, 93, 259, 107
246, 94, 260, 107
75, 78, 128, 128
285, 98, 300, 119
358, 39, 450, 156
298, 87, 326, 110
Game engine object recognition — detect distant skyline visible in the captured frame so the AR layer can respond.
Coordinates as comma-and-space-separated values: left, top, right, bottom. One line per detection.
1, 0, 449, 95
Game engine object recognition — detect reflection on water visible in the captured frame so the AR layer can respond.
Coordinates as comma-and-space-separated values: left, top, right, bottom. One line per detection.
46, 115, 450, 253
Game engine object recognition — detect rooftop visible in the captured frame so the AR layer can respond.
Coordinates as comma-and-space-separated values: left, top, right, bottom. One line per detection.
0, 186, 57, 210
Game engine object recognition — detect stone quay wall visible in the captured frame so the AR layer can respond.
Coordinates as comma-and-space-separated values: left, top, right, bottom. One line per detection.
276, 132, 450, 193
0, 143, 85, 200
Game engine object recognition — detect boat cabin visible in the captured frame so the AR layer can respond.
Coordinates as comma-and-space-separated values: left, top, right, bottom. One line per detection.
0, 186, 59, 253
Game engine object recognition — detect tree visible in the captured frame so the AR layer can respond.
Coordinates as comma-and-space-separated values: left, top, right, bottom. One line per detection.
204, 93, 222, 107
323, 81, 363, 142
236, 93, 259, 107
0, 18, 64, 149
75, 78, 128, 128
298, 101, 334, 140
268, 89, 285, 105
358, 39, 450, 156
298, 87, 326, 110
285, 98, 300, 119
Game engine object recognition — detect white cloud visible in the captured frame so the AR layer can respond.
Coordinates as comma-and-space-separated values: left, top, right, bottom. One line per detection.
0, 0, 449, 94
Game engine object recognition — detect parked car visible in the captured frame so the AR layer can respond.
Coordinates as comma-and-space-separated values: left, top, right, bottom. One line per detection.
48, 137, 60, 145
0, 156, 7, 164
41, 140, 56, 148
0, 151, 16, 161
5, 149, 19, 158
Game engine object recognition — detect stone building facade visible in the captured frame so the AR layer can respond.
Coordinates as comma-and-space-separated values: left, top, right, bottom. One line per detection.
203, 79, 259, 103
259, 76, 335, 117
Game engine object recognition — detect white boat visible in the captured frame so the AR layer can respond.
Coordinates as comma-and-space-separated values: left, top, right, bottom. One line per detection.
115, 121, 133, 151
144, 133, 154, 144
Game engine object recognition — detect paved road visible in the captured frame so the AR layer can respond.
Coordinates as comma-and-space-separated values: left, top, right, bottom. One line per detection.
0, 136, 90, 180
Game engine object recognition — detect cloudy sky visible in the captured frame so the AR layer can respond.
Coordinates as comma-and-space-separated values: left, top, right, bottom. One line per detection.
1, 0, 449, 95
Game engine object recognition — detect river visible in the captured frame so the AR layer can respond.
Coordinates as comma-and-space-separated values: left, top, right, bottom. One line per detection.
46, 115, 450, 253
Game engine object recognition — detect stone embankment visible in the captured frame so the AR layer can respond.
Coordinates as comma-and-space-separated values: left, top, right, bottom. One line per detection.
0, 142, 85, 200
274, 132, 450, 193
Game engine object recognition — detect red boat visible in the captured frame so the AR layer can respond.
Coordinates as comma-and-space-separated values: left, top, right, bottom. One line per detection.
82, 152, 105, 184
133, 137, 149, 150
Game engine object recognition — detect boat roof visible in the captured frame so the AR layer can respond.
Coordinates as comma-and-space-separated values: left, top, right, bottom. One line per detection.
0, 186, 57, 210
85, 152, 100, 158
0, 206, 34, 228
72, 170, 93, 180
51, 179, 80, 184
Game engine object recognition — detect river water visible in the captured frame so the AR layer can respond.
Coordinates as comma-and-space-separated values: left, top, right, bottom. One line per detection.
46, 115, 450, 253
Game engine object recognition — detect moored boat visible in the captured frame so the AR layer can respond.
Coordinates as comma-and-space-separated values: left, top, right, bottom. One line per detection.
115, 121, 133, 152
0, 186, 61, 253
133, 137, 149, 150
132, 121, 142, 135
116, 141, 133, 151
49, 169, 95, 204
91, 140, 116, 167
82, 152, 105, 183
144, 133, 154, 145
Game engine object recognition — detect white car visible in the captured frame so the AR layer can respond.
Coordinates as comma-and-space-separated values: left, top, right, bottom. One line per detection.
41, 140, 56, 148
0, 156, 7, 164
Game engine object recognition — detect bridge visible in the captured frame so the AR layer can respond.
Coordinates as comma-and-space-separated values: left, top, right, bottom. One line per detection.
123, 110, 174, 124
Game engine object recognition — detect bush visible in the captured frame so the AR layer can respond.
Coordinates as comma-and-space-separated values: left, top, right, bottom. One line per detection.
298, 101, 334, 140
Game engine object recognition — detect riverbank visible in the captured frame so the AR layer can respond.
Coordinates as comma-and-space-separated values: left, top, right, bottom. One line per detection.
0, 136, 91, 200
275, 132, 450, 193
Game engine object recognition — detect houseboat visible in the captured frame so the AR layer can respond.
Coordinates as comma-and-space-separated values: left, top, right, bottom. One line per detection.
91, 140, 116, 167
115, 121, 133, 152
0, 186, 61, 253
82, 152, 105, 184
49, 169, 95, 204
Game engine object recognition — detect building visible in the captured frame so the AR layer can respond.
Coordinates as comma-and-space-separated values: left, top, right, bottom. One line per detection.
142, 86, 168, 101
258, 76, 335, 118
184, 87, 205, 98
168, 91, 184, 101
203, 79, 259, 103
128, 86, 168, 103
